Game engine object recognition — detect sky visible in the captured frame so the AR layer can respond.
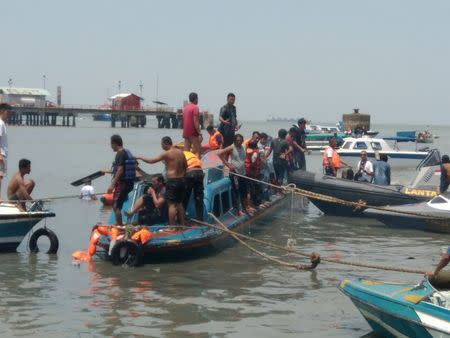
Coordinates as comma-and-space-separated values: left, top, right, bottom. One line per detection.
2, 0, 450, 124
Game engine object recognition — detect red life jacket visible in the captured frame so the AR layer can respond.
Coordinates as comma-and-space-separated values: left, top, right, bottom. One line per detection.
245, 148, 261, 177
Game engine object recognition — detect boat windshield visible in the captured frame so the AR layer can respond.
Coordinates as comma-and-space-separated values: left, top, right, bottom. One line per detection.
342, 141, 352, 149
370, 142, 383, 151
430, 196, 447, 204
353, 141, 368, 150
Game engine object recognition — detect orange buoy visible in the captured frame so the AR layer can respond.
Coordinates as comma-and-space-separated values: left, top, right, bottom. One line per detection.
100, 193, 114, 206
131, 227, 152, 245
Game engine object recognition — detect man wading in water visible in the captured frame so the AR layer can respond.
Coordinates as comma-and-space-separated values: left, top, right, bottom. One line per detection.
136, 136, 187, 226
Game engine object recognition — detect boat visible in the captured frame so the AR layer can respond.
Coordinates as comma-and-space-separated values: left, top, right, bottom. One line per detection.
305, 132, 348, 151
92, 113, 112, 121
89, 151, 287, 266
0, 202, 58, 253
417, 130, 435, 144
363, 192, 450, 233
339, 276, 450, 337
288, 149, 442, 216
336, 136, 430, 166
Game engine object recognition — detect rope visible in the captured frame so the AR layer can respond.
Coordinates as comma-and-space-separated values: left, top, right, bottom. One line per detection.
207, 213, 320, 271
212, 166, 449, 221
192, 217, 425, 274
1, 192, 106, 204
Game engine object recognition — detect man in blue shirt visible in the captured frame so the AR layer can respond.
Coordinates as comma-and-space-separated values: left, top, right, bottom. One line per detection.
372, 154, 391, 185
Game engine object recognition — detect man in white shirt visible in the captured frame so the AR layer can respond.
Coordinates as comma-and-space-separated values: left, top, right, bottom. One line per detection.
355, 151, 374, 182
80, 181, 97, 200
0, 103, 10, 197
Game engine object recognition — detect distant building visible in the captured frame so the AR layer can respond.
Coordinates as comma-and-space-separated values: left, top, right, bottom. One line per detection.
0, 87, 50, 108
109, 93, 143, 110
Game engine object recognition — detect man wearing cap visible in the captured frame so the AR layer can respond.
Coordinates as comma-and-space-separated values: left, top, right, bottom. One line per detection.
293, 118, 308, 170
0, 103, 10, 197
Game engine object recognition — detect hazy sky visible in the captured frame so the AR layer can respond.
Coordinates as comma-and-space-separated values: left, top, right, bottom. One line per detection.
2, 0, 449, 124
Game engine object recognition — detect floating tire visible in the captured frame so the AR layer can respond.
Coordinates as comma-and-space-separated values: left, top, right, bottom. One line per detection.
110, 240, 143, 267
29, 228, 59, 254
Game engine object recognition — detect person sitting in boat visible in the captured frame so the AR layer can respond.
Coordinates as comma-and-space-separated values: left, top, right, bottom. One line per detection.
135, 136, 187, 226
125, 174, 167, 225
243, 131, 261, 147
206, 125, 223, 150
102, 134, 136, 227
323, 137, 350, 177
440, 155, 450, 194
183, 150, 204, 221
372, 154, 391, 185
354, 151, 374, 183
7, 159, 35, 211
217, 134, 248, 216
80, 180, 97, 201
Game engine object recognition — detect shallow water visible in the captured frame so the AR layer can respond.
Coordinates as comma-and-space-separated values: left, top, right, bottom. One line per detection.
1, 119, 449, 337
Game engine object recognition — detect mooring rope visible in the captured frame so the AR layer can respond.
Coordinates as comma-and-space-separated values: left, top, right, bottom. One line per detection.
192, 217, 426, 274
206, 213, 320, 271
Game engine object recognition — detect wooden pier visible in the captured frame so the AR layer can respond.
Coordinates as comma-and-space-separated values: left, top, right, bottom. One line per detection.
7, 106, 213, 129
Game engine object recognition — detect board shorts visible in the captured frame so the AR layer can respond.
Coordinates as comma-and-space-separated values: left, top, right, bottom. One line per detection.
113, 180, 134, 209
165, 178, 186, 204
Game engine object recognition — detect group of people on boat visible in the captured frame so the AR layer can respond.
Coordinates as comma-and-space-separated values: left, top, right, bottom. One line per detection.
322, 137, 391, 185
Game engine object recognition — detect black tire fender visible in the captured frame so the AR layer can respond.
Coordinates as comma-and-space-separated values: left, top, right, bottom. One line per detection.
29, 228, 59, 254
110, 240, 143, 267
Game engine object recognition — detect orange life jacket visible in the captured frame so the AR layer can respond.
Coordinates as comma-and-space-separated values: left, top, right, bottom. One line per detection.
443, 163, 450, 180
184, 151, 202, 169
245, 148, 261, 177
323, 146, 341, 169
208, 130, 222, 150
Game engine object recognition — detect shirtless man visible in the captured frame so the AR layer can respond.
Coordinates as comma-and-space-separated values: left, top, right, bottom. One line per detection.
7, 159, 35, 210
136, 136, 187, 225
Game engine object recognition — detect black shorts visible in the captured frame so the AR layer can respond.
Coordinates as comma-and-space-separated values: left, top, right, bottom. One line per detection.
113, 181, 134, 209
165, 178, 186, 204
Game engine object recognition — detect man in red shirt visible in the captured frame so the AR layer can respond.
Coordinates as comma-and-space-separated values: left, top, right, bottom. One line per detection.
183, 92, 202, 158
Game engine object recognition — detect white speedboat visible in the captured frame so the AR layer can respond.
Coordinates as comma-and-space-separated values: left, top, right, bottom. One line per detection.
336, 136, 429, 165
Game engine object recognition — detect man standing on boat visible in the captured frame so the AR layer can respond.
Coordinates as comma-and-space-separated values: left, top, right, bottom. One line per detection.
183, 92, 202, 158
323, 137, 350, 177
218, 134, 248, 215
0, 103, 10, 197
183, 150, 204, 221
7, 159, 34, 211
103, 135, 136, 227
293, 118, 308, 170
440, 155, 450, 194
218, 93, 239, 147
372, 154, 391, 185
270, 129, 290, 185
136, 136, 187, 226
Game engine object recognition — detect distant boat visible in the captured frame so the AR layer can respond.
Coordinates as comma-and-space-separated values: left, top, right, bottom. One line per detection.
93, 113, 111, 122
266, 116, 297, 122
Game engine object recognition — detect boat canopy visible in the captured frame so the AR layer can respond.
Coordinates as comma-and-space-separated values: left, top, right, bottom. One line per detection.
383, 131, 416, 142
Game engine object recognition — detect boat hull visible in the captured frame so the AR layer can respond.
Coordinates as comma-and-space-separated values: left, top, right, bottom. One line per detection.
0, 217, 50, 252
288, 170, 428, 216
364, 203, 450, 233
339, 279, 450, 338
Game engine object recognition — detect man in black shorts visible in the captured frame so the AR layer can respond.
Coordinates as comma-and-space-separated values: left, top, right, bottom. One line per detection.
136, 136, 187, 226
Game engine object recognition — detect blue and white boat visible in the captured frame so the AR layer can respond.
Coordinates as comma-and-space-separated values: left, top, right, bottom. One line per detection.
0, 202, 57, 253
336, 136, 429, 166
93, 151, 287, 266
339, 277, 450, 337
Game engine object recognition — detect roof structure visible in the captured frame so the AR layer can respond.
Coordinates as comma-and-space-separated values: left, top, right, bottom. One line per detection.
109, 93, 143, 100
0, 87, 51, 96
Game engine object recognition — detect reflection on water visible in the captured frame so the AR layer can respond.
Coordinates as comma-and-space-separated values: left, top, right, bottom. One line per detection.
1, 122, 449, 337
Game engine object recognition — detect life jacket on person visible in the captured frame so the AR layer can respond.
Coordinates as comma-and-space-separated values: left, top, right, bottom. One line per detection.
112, 148, 136, 181
184, 151, 202, 169
322, 146, 340, 170
245, 148, 261, 177
208, 130, 222, 150
443, 163, 450, 181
